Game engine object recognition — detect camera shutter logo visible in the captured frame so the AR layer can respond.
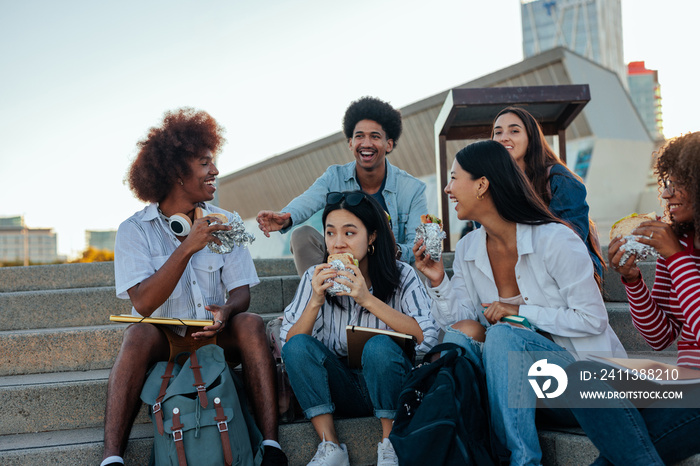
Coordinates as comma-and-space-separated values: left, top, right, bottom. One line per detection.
527, 359, 568, 399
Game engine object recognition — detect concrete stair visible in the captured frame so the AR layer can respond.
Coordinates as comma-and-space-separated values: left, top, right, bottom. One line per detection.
0, 256, 698, 465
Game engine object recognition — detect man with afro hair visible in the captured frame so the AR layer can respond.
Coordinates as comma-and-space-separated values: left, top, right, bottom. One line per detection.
257, 96, 427, 275
102, 108, 287, 466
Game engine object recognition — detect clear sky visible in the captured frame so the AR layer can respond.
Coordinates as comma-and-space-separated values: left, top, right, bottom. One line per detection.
1, 0, 697, 258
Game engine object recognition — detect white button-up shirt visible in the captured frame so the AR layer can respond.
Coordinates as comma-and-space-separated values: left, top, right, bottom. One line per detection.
427, 222, 626, 360
114, 203, 259, 333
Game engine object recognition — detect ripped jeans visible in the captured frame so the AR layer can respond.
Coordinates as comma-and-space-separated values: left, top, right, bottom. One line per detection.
444, 322, 577, 466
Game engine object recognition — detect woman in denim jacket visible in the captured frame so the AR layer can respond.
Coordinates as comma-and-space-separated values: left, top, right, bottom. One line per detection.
492, 106, 605, 285
414, 140, 625, 466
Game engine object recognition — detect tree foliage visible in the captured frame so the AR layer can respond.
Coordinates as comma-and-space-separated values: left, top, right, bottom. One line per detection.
70, 246, 114, 263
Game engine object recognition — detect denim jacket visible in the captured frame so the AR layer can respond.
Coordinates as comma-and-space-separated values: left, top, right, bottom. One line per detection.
281, 160, 427, 263
549, 165, 603, 276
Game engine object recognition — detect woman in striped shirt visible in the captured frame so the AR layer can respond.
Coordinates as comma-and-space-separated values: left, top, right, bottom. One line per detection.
280, 191, 438, 466
611, 132, 700, 367
568, 132, 700, 465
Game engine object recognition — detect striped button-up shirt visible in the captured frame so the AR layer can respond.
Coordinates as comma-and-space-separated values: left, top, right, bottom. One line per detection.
280, 261, 438, 358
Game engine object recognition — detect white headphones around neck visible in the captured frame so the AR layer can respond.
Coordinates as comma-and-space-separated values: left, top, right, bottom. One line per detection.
162, 207, 227, 236
167, 213, 193, 236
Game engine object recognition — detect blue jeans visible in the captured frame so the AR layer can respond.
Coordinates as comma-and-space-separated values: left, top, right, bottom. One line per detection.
445, 323, 577, 466
281, 333, 412, 420
565, 360, 700, 465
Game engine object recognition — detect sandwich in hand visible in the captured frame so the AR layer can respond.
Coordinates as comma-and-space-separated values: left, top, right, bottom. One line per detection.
196, 207, 255, 254
420, 214, 442, 226
195, 207, 228, 224
327, 253, 359, 267
415, 214, 447, 261
326, 253, 358, 296
609, 213, 657, 239
610, 212, 658, 266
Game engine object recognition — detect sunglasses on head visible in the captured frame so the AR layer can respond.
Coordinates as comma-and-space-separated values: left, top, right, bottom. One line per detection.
326, 191, 366, 206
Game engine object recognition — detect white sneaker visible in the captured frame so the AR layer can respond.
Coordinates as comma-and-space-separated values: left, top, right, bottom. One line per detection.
377, 438, 399, 466
307, 440, 350, 466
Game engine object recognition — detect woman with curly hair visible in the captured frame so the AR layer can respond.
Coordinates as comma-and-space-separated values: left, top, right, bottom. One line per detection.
492, 106, 605, 285
565, 132, 700, 465
103, 108, 288, 466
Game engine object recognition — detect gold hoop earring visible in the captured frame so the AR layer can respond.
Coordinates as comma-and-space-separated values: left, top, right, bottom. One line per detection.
368, 244, 375, 255
476, 193, 484, 200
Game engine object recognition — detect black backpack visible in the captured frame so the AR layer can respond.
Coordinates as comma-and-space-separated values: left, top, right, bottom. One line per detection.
389, 342, 500, 466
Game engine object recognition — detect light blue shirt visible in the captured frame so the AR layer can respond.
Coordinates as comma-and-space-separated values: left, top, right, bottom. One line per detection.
281, 160, 427, 263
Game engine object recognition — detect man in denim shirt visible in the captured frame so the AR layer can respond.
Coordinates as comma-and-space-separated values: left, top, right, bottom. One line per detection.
257, 96, 427, 275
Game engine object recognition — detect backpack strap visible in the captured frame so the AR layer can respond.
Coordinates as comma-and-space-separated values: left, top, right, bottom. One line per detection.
214, 397, 233, 466
424, 342, 466, 358
189, 351, 208, 408
171, 407, 188, 466
153, 360, 176, 435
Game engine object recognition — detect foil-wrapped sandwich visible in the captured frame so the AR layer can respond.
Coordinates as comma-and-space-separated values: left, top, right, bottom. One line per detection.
207, 211, 256, 254
325, 253, 358, 296
415, 214, 447, 261
609, 212, 658, 266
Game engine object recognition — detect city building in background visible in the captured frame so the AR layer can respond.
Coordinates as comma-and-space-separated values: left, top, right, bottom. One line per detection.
627, 61, 664, 141
521, 0, 626, 86
219, 47, 654, 257
86, 230, 117, 252
0, 216, 61, 265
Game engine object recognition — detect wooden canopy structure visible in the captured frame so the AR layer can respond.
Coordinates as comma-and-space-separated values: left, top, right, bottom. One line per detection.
434, 84, 591, 251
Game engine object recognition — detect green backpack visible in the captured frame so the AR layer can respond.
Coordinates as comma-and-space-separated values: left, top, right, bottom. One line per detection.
140, 344, 263, 466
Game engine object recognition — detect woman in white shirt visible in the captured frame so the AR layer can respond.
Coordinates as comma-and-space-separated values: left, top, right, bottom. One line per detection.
281, 191, 438, 466
414, 140, 625, 466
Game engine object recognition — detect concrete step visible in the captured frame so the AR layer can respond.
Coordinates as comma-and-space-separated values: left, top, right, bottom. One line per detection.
0, 325, 125, 377
1, 314, 282, 377
0, 258, 298, 293
0, 303, 661, 377
602, 260, 656, 302
1, 343, 681, 439
0, 287, 132, 331
606, 302, 677, 353
1, 420, 698, 465
0, 369, 150, 436
0, 418, 383, 466
0, 275, 300, 331
0, 252, 651, 301
0, 262, 115, 293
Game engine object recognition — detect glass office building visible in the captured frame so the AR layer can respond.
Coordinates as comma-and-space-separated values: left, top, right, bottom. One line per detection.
521, 0, 625, 86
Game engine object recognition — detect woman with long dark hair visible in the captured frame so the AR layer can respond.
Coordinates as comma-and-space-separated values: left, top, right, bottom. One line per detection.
492, 106, 605, 284
414, 140, 625, 465
281, 191, 438, 466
